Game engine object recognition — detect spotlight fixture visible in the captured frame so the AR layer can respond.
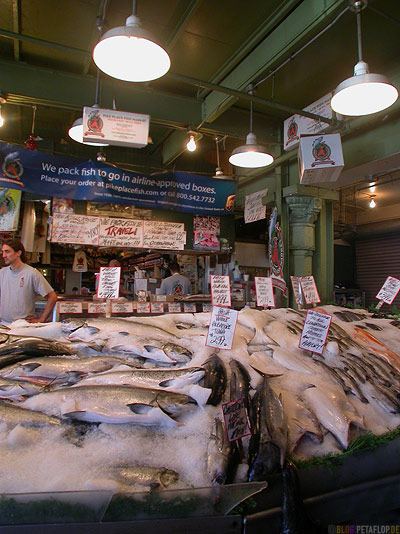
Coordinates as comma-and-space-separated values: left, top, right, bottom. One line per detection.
213, 136, 232, 179
229, 85, 273, 168
68, 71, 109, 146
369, 196, 376, 208
96, 151, 107, 162
186, 132, 197, 152
331, 0, 398, 116
93, 0, 170, 83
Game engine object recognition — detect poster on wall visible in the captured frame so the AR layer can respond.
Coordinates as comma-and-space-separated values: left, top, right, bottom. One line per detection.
0, 188, 21, 232
0, 142, 237, 215
193, 215, 220, 251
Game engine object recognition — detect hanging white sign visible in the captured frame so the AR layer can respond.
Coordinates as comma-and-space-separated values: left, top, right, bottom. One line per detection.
283, 93, 332, 151
99, 218, 143, 248
244, 189, 268, 223
376, 276, 400, 305
51, 213, 99, 245
299, 309, 332, 355
97, 266, 121, 299
210, 275, 231, 307
83, 107, 150, 148
206, 306, 238, 350
255, 277, 275, 307
143, 221, 186, 250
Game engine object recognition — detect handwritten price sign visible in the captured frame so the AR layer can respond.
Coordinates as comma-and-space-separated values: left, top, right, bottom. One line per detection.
376, 276, 400, 306
58, 301, 83, 314
222, 398, 251, 442
206, 306, 238, 350
96, 267, 121, 300
299, 276, 320, 304
210, 275, 231, 307
299, 309, 332, 355
255, 277, 275, 307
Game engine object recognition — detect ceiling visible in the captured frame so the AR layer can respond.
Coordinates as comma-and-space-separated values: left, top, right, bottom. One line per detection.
0, 0, 399, 226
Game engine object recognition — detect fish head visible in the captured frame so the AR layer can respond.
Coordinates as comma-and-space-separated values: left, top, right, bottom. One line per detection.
156, 391, 197, 417
162, 343, 193, 364
61, 318, 87, 334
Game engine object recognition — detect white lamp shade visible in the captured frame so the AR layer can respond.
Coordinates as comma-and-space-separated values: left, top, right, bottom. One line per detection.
331, 67, 398, 116
68, 118, 109, 146
93, 25, 170, 82
229, 133, 274, 168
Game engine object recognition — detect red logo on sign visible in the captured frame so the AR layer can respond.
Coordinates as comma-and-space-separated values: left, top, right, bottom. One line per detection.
20, 277, 24, 287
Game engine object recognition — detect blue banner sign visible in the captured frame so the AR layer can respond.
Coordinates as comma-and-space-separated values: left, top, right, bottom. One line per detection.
0, 143, 237, 215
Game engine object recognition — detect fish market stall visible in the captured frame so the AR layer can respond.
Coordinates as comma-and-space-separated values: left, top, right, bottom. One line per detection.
0, 306, 399, 529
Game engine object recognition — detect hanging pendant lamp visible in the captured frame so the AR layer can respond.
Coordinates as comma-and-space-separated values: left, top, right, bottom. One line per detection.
213, 136, 232, 179
229, 85, 273, 168
93, 0, 170, 83
331, 0, 398, 116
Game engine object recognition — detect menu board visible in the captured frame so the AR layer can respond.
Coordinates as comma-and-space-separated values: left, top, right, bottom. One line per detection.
299, 309, 332, 354
58, 301, 83, 314
96, 266, 121, 299
376, 276, 400, 305
255, 277, 275, 307
143, 221, 186, 250
210, 275, 231, 307
99, 217, 143, 248
111, 301, 133, 314
206, 306, 238, 350
300, 276, 320, 304
51, 213, 99, 245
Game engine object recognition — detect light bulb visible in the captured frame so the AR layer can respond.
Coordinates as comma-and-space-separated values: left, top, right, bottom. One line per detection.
187, 135, 196, 152
369, 182, 376, 192
369, 198, 376, 208
0, 110, 4, 128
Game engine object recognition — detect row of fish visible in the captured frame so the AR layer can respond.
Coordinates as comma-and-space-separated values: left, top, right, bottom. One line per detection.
0, 306, 398, 493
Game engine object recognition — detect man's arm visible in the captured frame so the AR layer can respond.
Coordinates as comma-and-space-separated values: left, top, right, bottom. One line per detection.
27, 291, 57, 323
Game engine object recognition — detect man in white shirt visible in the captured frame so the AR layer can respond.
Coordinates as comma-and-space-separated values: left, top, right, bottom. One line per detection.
0, 239, 57, 323
159, 262, 192, 296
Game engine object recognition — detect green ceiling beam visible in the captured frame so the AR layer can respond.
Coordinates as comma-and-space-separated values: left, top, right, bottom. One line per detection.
202, 0, 348, 123
0, 59, 202, 127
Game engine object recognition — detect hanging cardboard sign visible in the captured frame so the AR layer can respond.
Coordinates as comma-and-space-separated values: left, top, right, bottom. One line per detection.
142, 221, 186, 250
99, 217, 143, 248
255, 277, 275, 307
300, 276, 320, 304
97, 266, 121, 299
58, 301, 83, 314
244, 189, 268, 223
210, 275, 231, 307
51, 213, 99, 245
298, 133, 344, 185
299, 309, 332, 354
376, 276, 400, 306
83, 107, 150, 148
222, 398, 251, 442
206, 306, 238, 350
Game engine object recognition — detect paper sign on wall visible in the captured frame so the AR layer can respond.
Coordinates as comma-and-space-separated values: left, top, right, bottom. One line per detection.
255, 277, 275, 307
206, 306, 238, 350
244, 189, 268, 223
97, 266, 121, 299
299, 309, 332, 355
300, 276, 320, 304
222, 398, 251, 442
376, 276, 400, 305
210, 275, 231, 307
58, 301, 83, 314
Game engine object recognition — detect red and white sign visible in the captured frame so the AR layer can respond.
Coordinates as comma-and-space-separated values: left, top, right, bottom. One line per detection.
168, 303, 182, 313
151, 302, 164, 314
206, 306, 238, 350
136, 302, 151, 314
210, 275, 231, 308
111, 301, 133, 314
97, 267, 121, 300
255, 277, 275, 308
300, 276, 320, 305
376, 276, 400, 305
184, 303, 196, 313
299, 309, 332, 355
88, 302, 108, 314
58, 301, 83, 314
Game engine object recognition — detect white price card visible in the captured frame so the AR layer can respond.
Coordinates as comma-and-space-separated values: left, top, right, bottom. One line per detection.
88, 302, 108, 314
376, 276, 400, 305
184, 303, 196, 313
136, 302, 151, 314
290, 276, 304, 307
244, 189, 268, 224
210, 275, 231, 307
202, 303, 212, 312
255, 277, 275, 308
151, 302, 164, 314
168, 303, 182, 313
111, 301, 133, 314
299, 275, 320, 304
206, 306, 239, 350
299, 309, 332, 355
97, 267, 121, 300
222, 398, 251, 442
58, 301, 83, 314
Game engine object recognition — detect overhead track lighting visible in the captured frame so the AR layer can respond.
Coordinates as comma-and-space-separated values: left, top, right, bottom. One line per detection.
331, 0, 398, 116
229, 85, 273, 169
186, 132, 197, 152
93, 0, 170, 83
68, 71, 109, 146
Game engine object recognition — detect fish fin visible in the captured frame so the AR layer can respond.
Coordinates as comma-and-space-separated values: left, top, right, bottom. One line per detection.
249, 365, 283, 377
20, 363, 41, 372
127, 403, 153, 414
159, 379, 174, 388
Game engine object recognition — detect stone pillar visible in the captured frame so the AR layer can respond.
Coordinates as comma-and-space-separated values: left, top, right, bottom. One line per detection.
286, 195, 322, 276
